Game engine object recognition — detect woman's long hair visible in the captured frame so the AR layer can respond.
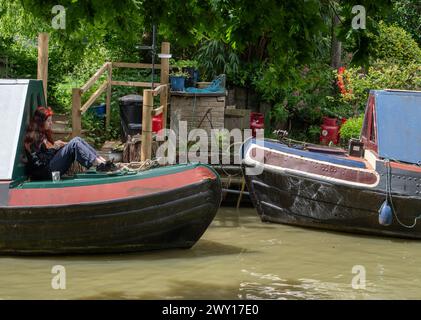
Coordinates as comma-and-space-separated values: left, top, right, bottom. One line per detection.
24, 106, 54, 152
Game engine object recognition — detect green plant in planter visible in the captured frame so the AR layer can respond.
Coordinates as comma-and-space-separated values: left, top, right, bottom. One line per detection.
170, 59, 199, 70
182, 60, 199, 69
169, 70, 190, 91
340, 115, 364, 145
169, 70, 190, 78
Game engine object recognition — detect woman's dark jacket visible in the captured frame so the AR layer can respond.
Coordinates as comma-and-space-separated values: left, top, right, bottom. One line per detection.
25, 142, 58, 181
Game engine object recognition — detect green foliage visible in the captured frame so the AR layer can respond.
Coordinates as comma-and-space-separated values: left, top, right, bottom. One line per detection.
307, 125, 322, 143
389, 0, 421, 45
340, 114, 364, 143
195, 39, 239, 81
271, 103, 289, 124
331, 23, 421, 118
169, 70, 189, 78
255, 62, 336, 123
335, 61, 421, 116
337, 0, 394, 67
169, 59, 197, 77
170, 59, 198, 69
369, 22, 421, 65
1, 0, 416, 148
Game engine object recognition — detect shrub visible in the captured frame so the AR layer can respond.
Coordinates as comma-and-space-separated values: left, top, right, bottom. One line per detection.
369, 22, 421, 65
340, 115, 364, 144
335, 61, 421, 116
255, 62, 336, 126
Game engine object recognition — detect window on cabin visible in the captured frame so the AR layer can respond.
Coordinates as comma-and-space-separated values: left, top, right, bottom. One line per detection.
369, 110, 376, 142
361, 109, 369, 139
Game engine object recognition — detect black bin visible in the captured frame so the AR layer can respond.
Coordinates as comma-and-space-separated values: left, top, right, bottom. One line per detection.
118, 94, 143, 142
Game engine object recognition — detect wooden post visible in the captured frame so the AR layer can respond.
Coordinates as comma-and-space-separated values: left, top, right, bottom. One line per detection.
106, 62, 112, 129
72, 88, 82, 138
141, 89, 153, 161
160, 42, 170, 130
37, 33, 49, 104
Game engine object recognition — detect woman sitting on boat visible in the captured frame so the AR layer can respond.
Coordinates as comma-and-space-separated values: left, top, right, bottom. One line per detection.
24, 106, 117, 181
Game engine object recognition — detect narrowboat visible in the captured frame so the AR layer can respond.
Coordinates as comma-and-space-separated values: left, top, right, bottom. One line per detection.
0, 80, 222, 254
242, 90, 421, 239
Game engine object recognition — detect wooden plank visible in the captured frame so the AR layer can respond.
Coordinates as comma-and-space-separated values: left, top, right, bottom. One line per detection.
152, 105, 164, 116
72, 88, 82, 137
111, 80, 159, 88
37, 33, 49, 104
153, 84, 167, 96
80, 81, 108, 114
160, 42, 170, 130
80, 62, 109, 94
141, 90, 154, 161
112, 62, 162, 69
106, 64, 112, 129
225, 108, 250, 117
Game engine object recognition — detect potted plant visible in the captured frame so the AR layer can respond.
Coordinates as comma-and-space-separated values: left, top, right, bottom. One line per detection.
169, 70, 189, 92
170, 59, 200, 89
180, 60, 200, 87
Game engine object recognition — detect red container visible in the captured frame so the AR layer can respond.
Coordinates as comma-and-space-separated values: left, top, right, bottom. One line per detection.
250, 112, 264, 137
320, 117, 339, 145
152, 113, 163, 133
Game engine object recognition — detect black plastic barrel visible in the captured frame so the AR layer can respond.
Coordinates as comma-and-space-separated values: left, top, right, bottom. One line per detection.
118, 94, 143, 142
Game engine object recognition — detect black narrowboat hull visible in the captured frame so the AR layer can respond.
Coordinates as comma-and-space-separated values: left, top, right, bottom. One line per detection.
242, 137, 421, 240
0, 164, 222, 254
245, 167, 421, 239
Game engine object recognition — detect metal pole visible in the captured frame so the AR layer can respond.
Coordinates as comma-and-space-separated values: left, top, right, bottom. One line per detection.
151, 24, 156, 89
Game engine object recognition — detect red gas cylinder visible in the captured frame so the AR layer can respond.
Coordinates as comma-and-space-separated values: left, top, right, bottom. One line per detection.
320, 117, 339, 145
250, 112, 265, 137
152, 113, 163, 133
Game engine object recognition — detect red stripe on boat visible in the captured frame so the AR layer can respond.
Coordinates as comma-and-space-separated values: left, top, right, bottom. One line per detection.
8, 166, 216, 207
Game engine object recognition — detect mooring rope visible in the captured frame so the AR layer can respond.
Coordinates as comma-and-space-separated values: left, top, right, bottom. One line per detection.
117, 159, 160, 173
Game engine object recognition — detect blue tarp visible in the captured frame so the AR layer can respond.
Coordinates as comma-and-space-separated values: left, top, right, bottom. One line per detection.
374, 90, 421, 164
185, 75, 225, 94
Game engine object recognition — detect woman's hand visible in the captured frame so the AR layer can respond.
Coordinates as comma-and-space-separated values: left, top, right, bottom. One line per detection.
53, 140, 67, 149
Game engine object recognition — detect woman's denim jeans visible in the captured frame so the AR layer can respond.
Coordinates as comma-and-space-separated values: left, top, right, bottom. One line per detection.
49, 137, 98, 175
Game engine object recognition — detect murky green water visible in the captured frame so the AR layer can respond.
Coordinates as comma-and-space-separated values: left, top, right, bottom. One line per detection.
1, 207, 421, 300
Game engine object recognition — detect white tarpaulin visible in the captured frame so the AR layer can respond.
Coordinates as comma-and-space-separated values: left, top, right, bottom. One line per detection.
0, 80, 29, 180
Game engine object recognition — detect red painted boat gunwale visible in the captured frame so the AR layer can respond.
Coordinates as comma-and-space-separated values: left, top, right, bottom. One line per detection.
389, 162, 421, 173
8, 166, 217, 207
249, 147, 379, 186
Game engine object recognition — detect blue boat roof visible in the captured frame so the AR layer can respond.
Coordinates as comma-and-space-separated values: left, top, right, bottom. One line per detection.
373, 90, 421, 164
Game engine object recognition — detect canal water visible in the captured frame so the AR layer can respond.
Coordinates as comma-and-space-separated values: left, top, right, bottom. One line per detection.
1, 207, 420, 299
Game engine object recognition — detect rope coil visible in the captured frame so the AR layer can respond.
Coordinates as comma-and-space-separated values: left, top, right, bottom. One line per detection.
117, 159, 160, 173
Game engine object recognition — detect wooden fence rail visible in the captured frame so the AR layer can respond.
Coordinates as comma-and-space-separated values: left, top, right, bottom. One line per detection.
72, 42, 171, 149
